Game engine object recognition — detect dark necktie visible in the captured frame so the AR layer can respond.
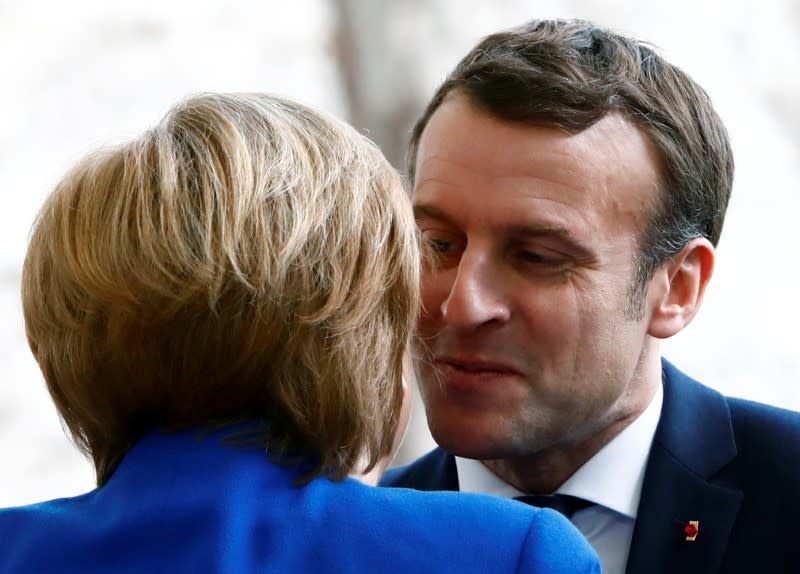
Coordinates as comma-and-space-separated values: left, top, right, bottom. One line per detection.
514, 494, 592, 519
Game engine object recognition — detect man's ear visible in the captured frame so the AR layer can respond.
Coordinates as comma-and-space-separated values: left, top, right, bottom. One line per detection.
647, 237, 715, 339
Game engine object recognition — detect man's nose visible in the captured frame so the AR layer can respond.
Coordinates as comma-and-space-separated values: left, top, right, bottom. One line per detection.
440, 254, 510, 328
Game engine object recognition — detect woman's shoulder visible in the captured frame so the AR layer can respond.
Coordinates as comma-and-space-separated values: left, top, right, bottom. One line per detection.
327, 480, 600, 574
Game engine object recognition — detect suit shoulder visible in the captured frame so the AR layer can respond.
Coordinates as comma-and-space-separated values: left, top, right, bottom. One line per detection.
710, 395, 800, 508
727, 397, 800, 454
380, 447, 455, 490
360, 486, 600, 574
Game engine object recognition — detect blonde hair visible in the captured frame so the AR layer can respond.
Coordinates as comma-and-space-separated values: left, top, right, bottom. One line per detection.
22, 93, 419, 485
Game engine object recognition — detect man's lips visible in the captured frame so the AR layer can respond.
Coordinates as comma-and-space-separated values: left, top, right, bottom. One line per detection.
426, 356, 525, 402
434, 357, 522, 377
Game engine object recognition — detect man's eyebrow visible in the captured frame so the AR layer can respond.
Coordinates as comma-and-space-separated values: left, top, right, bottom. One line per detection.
505, 223, 574, 240
412, 203, 455, 225
414, 203, 575, 239
505, 224, 594, 256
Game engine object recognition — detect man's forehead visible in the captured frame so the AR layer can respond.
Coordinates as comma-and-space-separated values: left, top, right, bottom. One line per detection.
414, 101, 661, 217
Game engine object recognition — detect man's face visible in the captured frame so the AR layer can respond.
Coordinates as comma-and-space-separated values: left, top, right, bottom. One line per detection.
412, 95, 664, 460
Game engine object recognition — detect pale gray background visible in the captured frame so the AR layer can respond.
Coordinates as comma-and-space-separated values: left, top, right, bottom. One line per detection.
1, 0, 798, 506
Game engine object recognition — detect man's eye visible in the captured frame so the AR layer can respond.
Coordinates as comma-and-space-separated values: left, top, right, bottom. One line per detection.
420, 232, 462, 268
518, 250, 565, 268
420, 230, 459, 253
428, 238, 454, 253
520, 250, 548, 264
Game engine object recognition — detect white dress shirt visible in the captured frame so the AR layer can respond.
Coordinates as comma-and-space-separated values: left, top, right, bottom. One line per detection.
455, 383, 663, 574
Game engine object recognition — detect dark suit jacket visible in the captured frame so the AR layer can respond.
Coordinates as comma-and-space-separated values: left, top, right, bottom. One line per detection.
0, 425, 600, 574
382, 359, 800, 573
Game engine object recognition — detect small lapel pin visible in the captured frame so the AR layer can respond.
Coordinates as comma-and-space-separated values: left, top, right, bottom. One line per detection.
684, 520, 699, 542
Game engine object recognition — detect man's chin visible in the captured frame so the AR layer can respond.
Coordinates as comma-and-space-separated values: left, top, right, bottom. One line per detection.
429, 424, 517, 460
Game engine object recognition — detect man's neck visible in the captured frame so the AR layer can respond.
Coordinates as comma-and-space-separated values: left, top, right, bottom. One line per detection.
483, 363, 661, 493
481, 412, 644, 493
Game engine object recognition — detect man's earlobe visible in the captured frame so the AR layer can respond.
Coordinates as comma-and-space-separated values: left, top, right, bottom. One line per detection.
647, 238, 715, 339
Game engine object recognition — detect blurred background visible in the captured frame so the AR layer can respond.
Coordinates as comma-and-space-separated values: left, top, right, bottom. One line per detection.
1, 0, 798, 506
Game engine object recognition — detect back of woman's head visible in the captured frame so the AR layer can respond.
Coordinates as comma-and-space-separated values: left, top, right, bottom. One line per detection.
22, 93, 419, 485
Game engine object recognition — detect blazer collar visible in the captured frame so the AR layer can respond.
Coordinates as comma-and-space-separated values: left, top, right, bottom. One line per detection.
625, 359, 742, 574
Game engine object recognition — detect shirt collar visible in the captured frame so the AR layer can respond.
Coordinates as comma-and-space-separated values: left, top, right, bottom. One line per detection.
455, 382, 663, 518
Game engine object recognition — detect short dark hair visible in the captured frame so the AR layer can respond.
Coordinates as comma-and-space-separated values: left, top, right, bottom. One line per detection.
408, 19, 734, 317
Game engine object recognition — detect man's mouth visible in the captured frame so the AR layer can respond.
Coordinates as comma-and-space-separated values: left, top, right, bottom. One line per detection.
437, 356, 521, 376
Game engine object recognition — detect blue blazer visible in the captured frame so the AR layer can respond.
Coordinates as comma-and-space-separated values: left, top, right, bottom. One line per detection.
0, 426, 600, 573
382, 360, 800, 573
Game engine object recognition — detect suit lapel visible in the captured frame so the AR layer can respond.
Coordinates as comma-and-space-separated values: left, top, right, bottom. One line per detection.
625, 361, 742, 574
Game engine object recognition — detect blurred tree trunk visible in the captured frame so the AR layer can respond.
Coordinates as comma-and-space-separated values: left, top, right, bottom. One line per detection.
330, 0, 429, 172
